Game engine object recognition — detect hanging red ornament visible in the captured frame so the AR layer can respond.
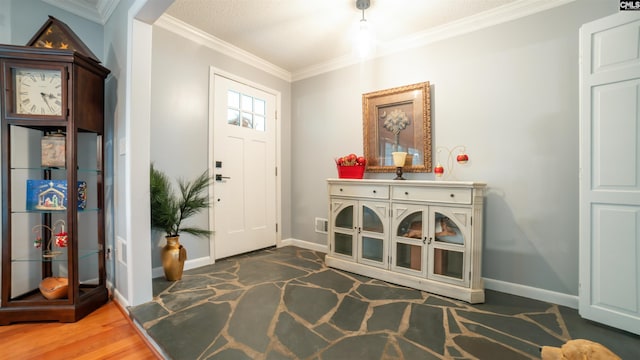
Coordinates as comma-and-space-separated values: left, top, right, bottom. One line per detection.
456, 153, 469, 164
434, 163, 444, 177
55, 231, 68, 247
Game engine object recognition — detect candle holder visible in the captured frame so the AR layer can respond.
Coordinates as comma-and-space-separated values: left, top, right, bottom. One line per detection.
392, 152, 407, 180
435, 145, 470, 180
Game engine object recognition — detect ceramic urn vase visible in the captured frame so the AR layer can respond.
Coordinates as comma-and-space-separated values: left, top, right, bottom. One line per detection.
162, 236, 187, 281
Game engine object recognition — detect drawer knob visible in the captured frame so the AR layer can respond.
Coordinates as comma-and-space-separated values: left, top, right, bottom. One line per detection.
450, 193, 455, 198
340, 188, 343, 192
405, 191, 409, 195
373, 190, 377, 194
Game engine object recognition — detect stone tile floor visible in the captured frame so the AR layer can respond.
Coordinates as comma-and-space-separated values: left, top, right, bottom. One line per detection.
130, 246, 640, 359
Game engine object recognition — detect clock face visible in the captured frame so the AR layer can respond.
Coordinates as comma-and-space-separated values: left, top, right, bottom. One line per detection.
14, 68, 63, 116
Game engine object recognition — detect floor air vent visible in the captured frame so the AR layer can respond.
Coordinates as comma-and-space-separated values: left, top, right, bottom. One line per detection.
315, 217, 328, 234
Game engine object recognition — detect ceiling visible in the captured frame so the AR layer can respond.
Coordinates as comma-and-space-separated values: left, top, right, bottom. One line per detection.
164, 0, 520, 74
45, 0, 573, 79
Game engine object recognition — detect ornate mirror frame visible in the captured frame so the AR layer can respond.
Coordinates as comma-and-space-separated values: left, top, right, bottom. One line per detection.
363, 81, 432, 173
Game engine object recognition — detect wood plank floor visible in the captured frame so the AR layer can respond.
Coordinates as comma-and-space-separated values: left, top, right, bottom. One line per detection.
2, 301, 161, 360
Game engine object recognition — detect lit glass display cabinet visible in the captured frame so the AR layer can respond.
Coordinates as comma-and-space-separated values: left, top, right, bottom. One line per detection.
0, 19, 110, 323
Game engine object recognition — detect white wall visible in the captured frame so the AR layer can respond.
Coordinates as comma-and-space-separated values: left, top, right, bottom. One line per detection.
291, 0, 618, 296
104, 0, 175, 306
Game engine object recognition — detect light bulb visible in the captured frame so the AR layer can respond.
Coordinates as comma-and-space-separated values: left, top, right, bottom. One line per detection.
357, 19, 371, 58
353, 17, 376, 59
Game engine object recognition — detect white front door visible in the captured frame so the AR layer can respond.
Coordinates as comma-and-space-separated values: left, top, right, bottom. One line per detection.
211, 72, 277, 259
579, 11, 640, 336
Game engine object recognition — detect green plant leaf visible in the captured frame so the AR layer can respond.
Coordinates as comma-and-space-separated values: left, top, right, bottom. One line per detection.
150, 164, 213, 238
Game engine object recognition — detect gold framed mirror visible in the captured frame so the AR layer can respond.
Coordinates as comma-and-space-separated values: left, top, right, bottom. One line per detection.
363, 81, 432, 173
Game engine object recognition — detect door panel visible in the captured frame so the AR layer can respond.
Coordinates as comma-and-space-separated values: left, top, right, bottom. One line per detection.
212, 73, 276, 259
358, 201, 388, 268
428, 207, 470, 287
592, 80, 640, 189
331, 199, 356, 260
391, 204, 427, 277
591, 205, 639, 312
579, 11, 640, 335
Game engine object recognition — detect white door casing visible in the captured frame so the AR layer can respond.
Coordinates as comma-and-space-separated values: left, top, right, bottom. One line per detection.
579, 11, 640, 336
210, 70, 278, 260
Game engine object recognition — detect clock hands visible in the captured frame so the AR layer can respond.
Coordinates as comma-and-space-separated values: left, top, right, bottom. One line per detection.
40, 92, 56, 112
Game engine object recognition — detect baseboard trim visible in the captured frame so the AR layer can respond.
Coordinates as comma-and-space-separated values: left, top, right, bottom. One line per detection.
278, 239, 578, 308
152, 256, 212, 279
112, 288, 129, 308
483, 277, 578, 309
280, 238, 329, 253
151, 241, 327, 278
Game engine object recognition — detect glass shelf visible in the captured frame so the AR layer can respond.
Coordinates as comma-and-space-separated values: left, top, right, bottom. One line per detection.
12, 249, 101, 262
10, 166, 102, 173
11, 208, 100, 214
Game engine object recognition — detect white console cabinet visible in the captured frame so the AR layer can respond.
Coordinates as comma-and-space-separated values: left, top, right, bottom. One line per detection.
326, 179, 486, 303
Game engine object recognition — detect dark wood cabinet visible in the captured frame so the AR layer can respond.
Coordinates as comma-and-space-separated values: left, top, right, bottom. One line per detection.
0, 44, 110, 324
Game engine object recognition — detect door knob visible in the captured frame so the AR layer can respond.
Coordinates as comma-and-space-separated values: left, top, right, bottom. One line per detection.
215, 174, 231, 181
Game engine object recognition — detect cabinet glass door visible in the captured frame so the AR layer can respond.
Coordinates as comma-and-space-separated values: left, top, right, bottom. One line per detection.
76, 132, 103, 293
8, 125, 72, 302
358, 201, 387, 268
391, 204, 427, 277
331, 199, 356, 260
428, 208, 471, 287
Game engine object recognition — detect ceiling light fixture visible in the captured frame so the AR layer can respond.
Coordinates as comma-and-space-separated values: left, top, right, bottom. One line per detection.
355, 0, 375, 59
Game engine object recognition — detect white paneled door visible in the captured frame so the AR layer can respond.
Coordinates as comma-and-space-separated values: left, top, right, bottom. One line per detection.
211, 72, 277, 259
579, 11, 640, 336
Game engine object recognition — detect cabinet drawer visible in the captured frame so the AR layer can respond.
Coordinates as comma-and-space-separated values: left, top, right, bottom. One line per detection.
330, 184, 389, 199
392, 186, 471, 204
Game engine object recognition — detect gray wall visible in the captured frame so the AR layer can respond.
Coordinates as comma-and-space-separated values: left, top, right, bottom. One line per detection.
102, 0, 136, 303
149, 24, 293, 268
2, 0, 103, 58
291, 0, 618, 296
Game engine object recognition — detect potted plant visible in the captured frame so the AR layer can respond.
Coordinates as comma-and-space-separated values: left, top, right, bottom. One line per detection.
150, 163, 213, 280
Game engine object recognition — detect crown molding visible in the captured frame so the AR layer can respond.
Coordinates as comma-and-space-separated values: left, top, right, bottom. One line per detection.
155, 15, 292, 82
50, 0, 576, 82
292, 0, 576, 81
42, 0, 120, 25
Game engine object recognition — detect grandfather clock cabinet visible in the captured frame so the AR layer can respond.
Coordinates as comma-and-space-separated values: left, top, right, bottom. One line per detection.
0, 44, 110, 324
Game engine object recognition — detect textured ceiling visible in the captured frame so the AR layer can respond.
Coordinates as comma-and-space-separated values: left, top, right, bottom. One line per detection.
165, 0, 518, 73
